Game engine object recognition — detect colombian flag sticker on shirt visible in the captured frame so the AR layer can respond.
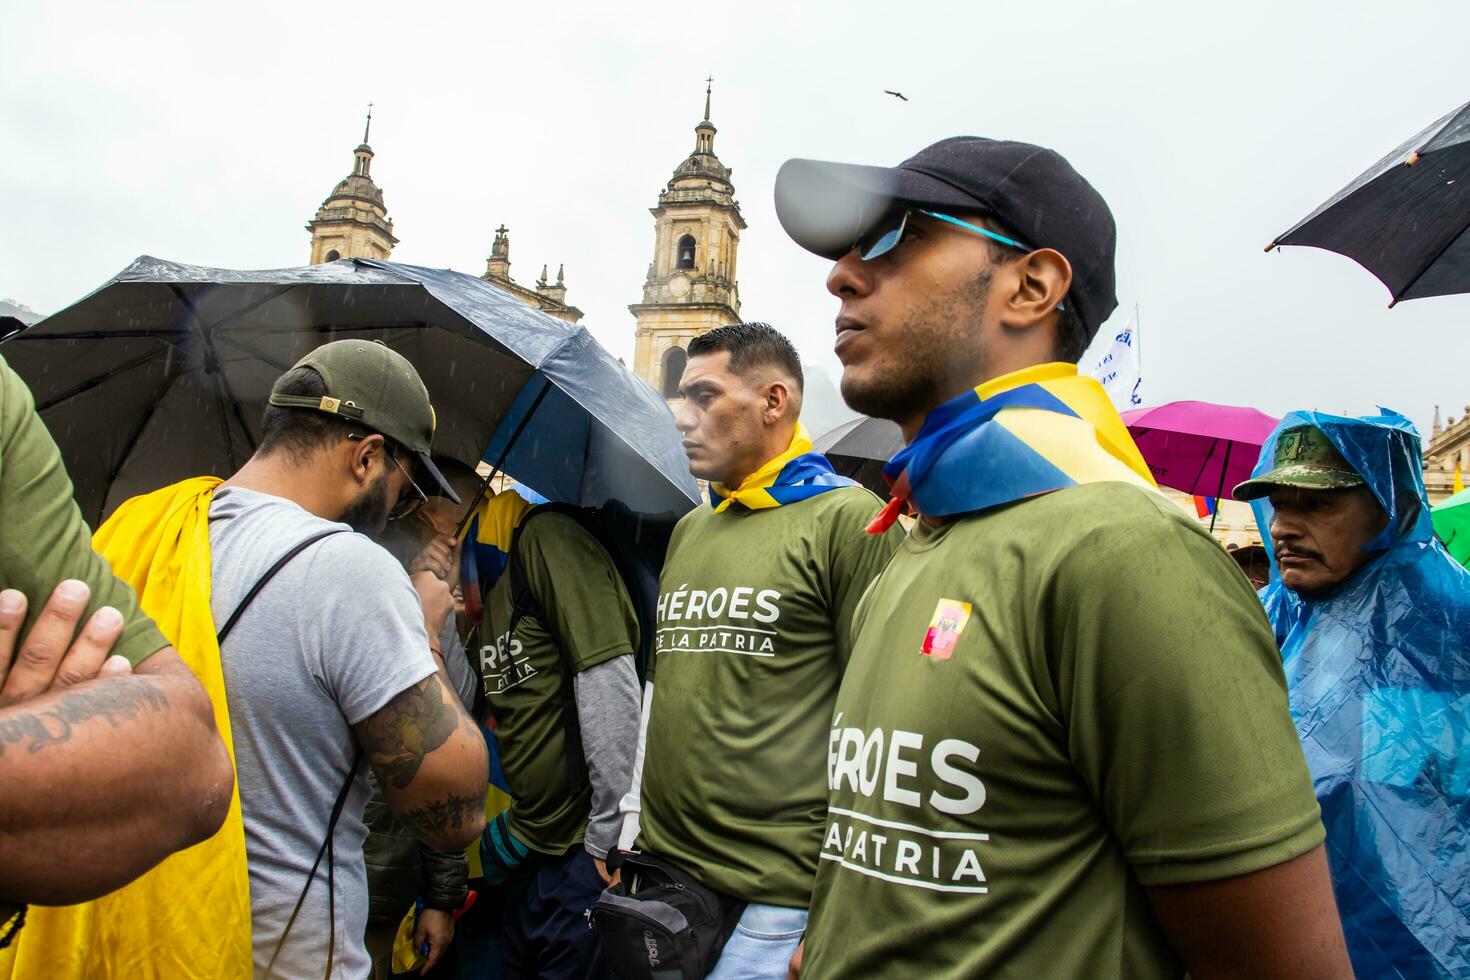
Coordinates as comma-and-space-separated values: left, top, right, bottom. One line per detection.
922, 598, 972, 660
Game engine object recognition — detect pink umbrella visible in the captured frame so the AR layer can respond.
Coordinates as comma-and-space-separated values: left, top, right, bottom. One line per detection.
1121, 401, 1281, 527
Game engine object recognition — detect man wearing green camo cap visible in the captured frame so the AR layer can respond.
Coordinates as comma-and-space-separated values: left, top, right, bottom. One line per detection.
1234, 424, 1386, 598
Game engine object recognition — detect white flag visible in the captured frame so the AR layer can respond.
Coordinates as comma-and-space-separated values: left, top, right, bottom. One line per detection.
1090, 310, 1142, 410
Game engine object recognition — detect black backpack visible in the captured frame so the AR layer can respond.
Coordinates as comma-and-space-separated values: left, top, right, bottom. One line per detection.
502, 500, 677, 793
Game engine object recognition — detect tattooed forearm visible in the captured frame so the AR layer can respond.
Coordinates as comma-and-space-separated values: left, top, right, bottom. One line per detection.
0, 681, 169, 758
358, 677, 459, 789
400, 792, 483, 842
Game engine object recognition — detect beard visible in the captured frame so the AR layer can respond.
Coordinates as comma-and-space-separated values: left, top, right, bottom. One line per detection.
840, 266, 994, 425
341, 468, 392, 533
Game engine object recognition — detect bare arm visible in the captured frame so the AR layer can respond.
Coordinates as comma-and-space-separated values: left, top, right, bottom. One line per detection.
1146, 845, 1353, 979
0, 584, 233, 906
353, 666, 487, 853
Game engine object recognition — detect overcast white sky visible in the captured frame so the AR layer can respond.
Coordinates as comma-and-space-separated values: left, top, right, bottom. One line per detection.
3, 0, 1467, 439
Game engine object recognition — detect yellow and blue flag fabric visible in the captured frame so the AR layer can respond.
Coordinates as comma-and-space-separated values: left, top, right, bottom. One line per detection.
458, 490, 533, 622
869, 362, 1155, 532
709, 423, 857, 512
0, 477, 252, 980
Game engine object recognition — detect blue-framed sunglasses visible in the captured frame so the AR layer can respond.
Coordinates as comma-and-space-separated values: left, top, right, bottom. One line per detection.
857, 208, 1031, 261
856, 208, 1065, 310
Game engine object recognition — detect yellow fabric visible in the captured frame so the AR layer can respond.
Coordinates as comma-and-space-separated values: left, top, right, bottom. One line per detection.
0, 478, 252, 979
463, 488, 533, 551
464, 782, 515, 878
709, 423, 817, 512
1455, 464, 1465, 496
978, 362, 1157, 491
391, 907, 425, 974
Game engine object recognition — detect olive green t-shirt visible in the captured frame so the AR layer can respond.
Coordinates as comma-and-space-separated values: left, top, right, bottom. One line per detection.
637, 486, 902, 907
476, 512, 638, 855
0, 355, 168, 666
801, 482, 1324, 979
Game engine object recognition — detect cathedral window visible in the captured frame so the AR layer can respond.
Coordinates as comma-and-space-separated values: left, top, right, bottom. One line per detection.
676, 235, 697, 270
661, 346, 688, 399
325, 249, 341, 262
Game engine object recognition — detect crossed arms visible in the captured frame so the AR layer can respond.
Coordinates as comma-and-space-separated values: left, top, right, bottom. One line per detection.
0, 583, 234, 908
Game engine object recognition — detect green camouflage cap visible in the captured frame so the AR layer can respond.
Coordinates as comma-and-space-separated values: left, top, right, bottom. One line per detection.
268, 339, 459, 503
1232, 424, 1365, 501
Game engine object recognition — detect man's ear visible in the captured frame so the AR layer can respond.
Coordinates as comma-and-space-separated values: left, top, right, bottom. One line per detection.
762, 378, 793, 427
998, 248, 1073, 333
347, 432, 387, 487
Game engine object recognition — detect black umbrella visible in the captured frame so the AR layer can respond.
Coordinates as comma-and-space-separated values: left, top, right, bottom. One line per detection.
1268, 100, 1470, 305
1, 255, 700, 524
812, 416, 904, 497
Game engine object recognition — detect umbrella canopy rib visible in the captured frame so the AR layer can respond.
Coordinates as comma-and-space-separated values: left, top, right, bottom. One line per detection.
169, 285, 256, 465
1390, 222, 1470, 306
34, 346, 166, 413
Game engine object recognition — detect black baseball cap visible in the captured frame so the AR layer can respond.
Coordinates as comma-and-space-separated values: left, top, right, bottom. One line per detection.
268, 340, 460, 504
775, 137, 1119, 340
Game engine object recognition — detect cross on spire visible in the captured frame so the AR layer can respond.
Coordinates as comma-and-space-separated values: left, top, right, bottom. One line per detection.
363, 102, 374, 144
704, 76, 712, 121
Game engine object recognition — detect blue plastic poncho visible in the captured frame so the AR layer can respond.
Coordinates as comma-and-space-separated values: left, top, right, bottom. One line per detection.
1248, 409, 1470, 978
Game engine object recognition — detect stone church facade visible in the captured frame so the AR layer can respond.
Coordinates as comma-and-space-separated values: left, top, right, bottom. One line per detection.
306, 109, 584, 325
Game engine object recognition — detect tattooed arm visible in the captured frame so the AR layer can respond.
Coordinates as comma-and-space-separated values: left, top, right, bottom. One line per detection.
353, 666, 488, 852
0, 585, 234, 907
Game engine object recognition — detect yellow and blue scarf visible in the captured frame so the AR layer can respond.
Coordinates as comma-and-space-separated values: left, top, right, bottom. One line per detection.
710, 424, 857, 512
458, 490, 533, 622
868, 363, 1155, 532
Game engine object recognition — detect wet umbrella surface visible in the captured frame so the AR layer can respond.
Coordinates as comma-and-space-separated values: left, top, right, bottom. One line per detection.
1, 256, 700, 524
1270, 99, 1470, 305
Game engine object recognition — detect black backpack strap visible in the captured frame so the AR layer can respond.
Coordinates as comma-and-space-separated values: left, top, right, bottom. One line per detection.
215, 525, 352, 980
505, 508, 589, 797
263, 752, 362, 979
217, 527, 348, 644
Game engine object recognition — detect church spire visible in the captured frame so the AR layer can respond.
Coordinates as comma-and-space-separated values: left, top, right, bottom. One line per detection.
694, 77, 716, 155
363, 102, 373, 146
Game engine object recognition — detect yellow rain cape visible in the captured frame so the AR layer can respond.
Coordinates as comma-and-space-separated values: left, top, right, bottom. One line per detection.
0, 477, 252, 979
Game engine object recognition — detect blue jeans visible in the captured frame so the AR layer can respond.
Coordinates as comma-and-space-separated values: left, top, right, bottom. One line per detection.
706, 903, 807, 980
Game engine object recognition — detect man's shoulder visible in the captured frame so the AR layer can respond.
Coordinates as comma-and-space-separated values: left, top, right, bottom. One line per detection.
518, 507, 604, 555
985, 481, 1202, 542
950, 482, 1226, 579
211, 487, 405, 586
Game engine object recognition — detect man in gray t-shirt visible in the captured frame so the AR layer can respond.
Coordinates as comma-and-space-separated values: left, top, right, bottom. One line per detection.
205, 341, 489, 977
211, 486, 441, 976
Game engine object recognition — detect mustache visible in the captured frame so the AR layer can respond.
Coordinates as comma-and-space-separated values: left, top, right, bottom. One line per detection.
1276, 544, 1325, 563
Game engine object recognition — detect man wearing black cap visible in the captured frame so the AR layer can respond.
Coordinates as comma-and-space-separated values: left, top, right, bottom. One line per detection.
776, 140, 1350, 978
211, 340, 488, 977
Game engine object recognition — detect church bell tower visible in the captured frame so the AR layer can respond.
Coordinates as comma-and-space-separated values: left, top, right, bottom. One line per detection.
630, 81, 745, 398
307, 106, 398, 264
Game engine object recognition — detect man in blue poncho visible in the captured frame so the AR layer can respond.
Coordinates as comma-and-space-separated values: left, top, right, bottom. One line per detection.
1234, 410, 1470, 979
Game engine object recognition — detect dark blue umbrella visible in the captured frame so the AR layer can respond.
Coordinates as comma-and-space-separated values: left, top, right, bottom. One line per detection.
1269, 100, 1470, 305
1, 255, 699, 523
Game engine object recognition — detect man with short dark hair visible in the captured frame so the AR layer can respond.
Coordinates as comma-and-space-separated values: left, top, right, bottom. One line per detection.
1235, 413, 1470, 976
40, 340, 490, 979
211, 341, 488, 978
775, 138, 1350, 978
619, 322, 902, 978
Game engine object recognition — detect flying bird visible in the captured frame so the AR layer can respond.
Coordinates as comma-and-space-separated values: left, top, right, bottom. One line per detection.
884, 90, 909, 101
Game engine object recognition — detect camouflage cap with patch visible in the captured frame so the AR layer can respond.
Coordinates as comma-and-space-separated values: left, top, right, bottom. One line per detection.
268, 339, 459, 503
1232, 424, 1365, 501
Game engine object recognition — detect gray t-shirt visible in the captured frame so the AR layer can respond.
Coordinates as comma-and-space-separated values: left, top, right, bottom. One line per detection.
209, 487, 436, 979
